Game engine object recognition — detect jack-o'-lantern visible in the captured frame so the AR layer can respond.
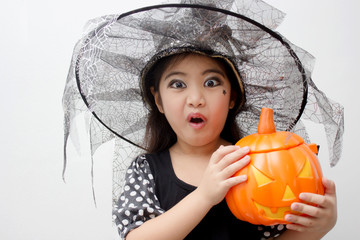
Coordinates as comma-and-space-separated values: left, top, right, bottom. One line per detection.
226, 108, 324, 225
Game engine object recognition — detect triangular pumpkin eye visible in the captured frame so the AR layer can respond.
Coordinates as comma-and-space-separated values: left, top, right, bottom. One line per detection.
298, 158, 313, 178
252, 165, 273, 187
282, 185, 296, 201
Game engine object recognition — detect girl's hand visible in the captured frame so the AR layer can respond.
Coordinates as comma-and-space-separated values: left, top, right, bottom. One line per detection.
284, 178, 337, 234
197, 145, 250, 207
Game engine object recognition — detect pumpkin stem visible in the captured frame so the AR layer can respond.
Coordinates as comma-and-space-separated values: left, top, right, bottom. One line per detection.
258, 108, 276, 134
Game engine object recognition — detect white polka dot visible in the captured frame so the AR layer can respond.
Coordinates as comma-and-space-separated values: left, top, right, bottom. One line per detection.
264, 231, 270, 237
274, 234, 280, 237
124, 185, 130, 191
125, 210, 130, 216
135, 221, 143, 226
277, 224, 284, 231
129, 203, 135, 208
120, 195, 125, 201
138, 209, 144, 216
129, 178, 135, 184
149, 214, 156, 219
136, 196, 143, 202
135, 184, 140, 190
122, 219, 129, 226
140, 191, 146, 197
117, 224, 123, 230
148, 174, 154, 180
138, 176, 143, 181
127, 169, 133, 174
142, 203, 149, 208
130, 191, 137, 197
147, 207, 154, 213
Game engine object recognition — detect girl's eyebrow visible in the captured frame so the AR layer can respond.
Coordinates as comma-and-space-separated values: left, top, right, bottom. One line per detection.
202, 69, 225, 77
164, 71, 186, 81
164, 68, 225, 80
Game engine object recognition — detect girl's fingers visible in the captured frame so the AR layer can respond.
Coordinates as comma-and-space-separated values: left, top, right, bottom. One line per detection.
290, 202, 322, 218
217, 146, 250, 169
285, 214, 316, 229
222, 155, 250, 179
211, 145, 241, 164
284, 178, 337, 234
299, 178, 336, 206
285, 222, 308, 232
224, 174, 248, 188
298, 193, 328, 208
322, 177, 336, 195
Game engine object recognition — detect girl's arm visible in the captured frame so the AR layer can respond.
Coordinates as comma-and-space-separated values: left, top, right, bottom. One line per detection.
275, 178, 337, 240
126, 145, 250, 240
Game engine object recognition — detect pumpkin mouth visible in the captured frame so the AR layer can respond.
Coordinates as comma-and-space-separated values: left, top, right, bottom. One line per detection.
253, 201, 291, 220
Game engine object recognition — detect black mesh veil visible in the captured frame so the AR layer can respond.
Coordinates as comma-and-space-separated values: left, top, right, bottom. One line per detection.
63, 0, 344, 205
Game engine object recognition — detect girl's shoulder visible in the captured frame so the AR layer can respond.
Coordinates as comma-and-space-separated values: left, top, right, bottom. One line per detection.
126, 153, 151, 175
126, 151, 171, 181
139, 150, 172, 173
132, 150, 170, 164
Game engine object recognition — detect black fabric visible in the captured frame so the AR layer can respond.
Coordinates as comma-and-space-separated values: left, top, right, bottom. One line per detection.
146, 150, 283, 239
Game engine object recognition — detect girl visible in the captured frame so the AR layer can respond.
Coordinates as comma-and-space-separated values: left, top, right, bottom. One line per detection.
63, 0, 343, 239
113, 52, 337, 239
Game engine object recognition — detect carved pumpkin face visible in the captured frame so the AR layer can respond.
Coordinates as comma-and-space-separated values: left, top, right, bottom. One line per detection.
225, 108, 324, 225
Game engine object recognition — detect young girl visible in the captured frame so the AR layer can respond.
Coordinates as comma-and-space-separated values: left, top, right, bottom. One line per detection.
63, 0, 343, 239
112, 52, 337, 239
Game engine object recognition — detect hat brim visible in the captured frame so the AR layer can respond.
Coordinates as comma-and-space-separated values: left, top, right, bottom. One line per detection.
75, 3, 308, 148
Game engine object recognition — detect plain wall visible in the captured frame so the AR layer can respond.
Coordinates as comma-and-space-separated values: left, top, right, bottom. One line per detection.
1, 0, 359, 239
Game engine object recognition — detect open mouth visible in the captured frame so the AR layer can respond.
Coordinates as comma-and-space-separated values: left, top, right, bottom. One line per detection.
187, 113, 206, 129
190, 117, 204, 123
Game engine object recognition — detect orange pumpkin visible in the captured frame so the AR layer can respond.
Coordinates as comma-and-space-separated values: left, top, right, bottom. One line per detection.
226, 108, 324, 225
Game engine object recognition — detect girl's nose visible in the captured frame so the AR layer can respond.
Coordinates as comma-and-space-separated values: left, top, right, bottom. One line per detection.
186, 88, 205, 108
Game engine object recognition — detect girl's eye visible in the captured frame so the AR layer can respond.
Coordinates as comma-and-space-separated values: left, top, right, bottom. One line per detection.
169, 80, 186, 89
204, 79, 220, 87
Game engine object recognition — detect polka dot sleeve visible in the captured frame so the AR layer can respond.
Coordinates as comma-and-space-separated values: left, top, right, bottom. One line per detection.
112, 155, 165, 238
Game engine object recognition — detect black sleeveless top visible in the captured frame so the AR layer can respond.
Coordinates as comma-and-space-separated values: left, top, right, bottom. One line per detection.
145, 150, 286, 239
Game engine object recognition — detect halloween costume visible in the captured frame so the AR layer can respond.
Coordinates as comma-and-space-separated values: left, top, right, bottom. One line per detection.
114, 151, 286, 239
63, 0, 344, 238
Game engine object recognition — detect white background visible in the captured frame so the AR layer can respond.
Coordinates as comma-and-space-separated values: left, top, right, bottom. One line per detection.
1, 0, 359, 239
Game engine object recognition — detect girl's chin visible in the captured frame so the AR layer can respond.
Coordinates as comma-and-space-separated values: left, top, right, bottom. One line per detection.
179, 136, 223, 148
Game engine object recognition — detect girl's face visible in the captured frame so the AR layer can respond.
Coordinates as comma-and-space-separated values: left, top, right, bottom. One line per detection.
153, 54, 235, 148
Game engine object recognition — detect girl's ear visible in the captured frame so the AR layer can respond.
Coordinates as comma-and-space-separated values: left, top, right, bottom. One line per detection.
151, 87, 164, 113
229, 89, 237, 109
229, 100, 235, 109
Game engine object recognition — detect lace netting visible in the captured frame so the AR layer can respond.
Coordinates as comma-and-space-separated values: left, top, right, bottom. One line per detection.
63, 0, 344, 204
